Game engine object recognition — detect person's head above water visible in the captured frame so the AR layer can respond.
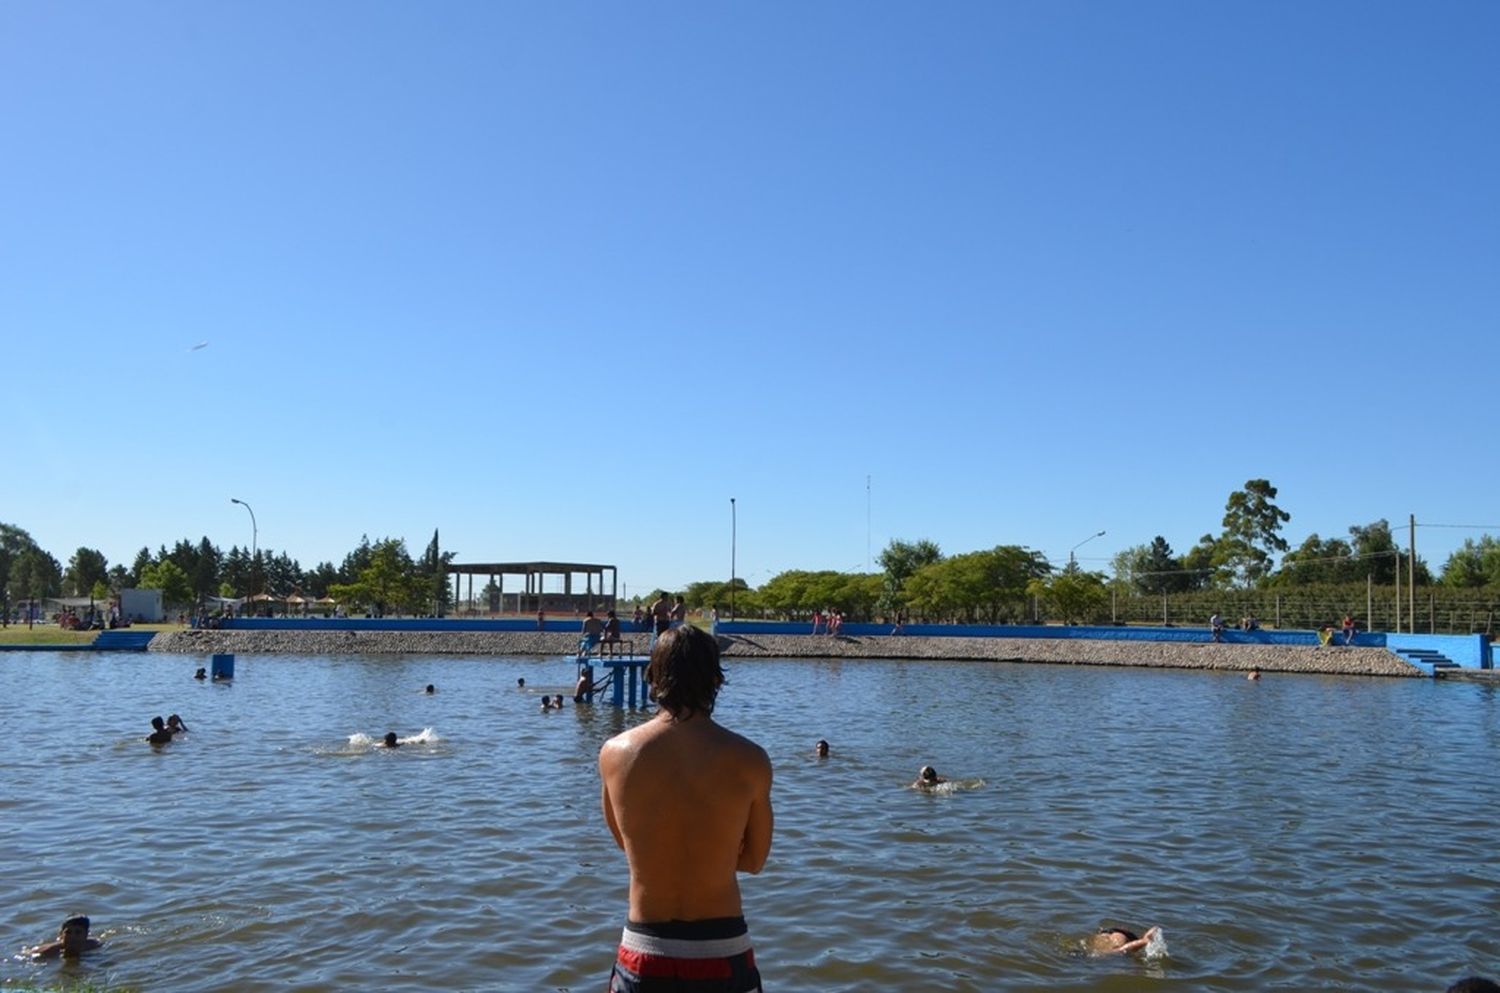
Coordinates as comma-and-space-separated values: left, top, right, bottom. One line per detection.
1448, 980, 1500, 993
815, 739, 830, 757
425, 684, 435, 694
517, 677, 525, 688
383, 732, 400, 747
59, 915, 92, 953
645, 624, 725, 720
194, 667, 206, 679
151, 716, 166, 731
919, 765, 938, 783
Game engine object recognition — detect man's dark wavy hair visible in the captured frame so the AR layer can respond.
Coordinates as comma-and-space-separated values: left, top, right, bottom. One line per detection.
646, 625, 725, 719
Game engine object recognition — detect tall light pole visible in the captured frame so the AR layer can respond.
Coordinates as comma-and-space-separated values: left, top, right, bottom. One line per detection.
1069, 529, 1106, 571
230, 498, 257, 559
730, 497, 737, 621
231, 497, 258, 595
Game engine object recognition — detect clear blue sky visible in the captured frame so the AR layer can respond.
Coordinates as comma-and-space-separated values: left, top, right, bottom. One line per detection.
4, 1, 1497, 594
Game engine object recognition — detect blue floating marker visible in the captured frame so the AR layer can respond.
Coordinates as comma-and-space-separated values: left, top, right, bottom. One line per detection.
210, 653, 235, 680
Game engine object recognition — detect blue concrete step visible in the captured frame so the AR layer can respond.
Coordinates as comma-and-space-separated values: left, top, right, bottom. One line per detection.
1391, 647, 1460, 675
90, 630, 156, 651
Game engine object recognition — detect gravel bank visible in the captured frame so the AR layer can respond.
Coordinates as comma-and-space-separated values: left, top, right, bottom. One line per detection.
148, 629, 1422, 677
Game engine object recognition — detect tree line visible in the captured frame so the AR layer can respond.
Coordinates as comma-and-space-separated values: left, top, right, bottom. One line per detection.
0, 523, 453, 617
6, 478, 1499, 624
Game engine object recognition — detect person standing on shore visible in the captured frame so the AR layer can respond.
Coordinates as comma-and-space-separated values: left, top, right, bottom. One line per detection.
598, 625, 773, 993
649, 592, 672, 637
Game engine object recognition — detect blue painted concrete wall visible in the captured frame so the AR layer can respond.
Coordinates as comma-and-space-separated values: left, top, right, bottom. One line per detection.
1386, 633, 1491, 669
716, 621, 1384, 647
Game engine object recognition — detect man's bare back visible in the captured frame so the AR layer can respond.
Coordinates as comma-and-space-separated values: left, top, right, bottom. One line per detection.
598, 625, 772, 992
601, 709, 772, 921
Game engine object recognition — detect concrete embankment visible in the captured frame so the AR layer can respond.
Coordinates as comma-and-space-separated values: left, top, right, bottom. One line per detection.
148, 628, 1423, 677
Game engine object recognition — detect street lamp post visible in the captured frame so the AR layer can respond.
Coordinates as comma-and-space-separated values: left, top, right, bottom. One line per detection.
230, 498, 258, 559
730, 497, 737, 621
1069, 529, 1106, 571
231, 497, 258, 594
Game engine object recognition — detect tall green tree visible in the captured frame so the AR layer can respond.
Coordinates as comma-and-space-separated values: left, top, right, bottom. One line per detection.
6, 544, 62, 601
1216, 479, 1291, 587
1027, 571, 1109, 624
416, 529, 454, 615
139, 559, 193, 608
878, 538, 943, 613
1441, 535, 1500, 588
64, 547, 109, 596
328, 538, 421, 615
1, 523, 41, 594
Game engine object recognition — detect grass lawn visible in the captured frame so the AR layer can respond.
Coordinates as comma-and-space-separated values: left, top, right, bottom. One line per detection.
0, 622, 184, 646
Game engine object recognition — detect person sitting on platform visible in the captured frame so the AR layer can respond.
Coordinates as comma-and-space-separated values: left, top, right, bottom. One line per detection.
579, 611, 605, 658
601, 610, 622, 652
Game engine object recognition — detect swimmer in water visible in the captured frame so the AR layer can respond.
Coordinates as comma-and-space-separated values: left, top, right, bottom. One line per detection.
815, 739, 830, 758
147, 716, 173, 745
912, 765, 947, 789
1087, 925, 1161, 956
383, 732, 401, 748
166, 714, 188, 735
1447, 979, 1500, 993
26, 915, 102, 959
425, 684, 436, 694
553, 694, 564, 709
194, 667, 207, 680
1247, 668, 1261, 681
540, 697, 553, 711
517, 677, 525, 689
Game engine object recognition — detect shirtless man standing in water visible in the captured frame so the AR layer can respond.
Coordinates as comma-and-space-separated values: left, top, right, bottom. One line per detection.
599, 625, 773, 993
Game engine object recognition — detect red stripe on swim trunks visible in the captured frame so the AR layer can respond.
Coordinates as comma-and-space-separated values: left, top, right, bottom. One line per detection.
617, 946, 735, 979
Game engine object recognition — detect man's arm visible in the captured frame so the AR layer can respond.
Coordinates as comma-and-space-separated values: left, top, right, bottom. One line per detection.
736, 753, 773, 874
1115, 926, 1160, 954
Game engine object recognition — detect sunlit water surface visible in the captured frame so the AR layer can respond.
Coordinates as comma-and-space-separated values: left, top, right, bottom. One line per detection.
2, 652, 1497, 992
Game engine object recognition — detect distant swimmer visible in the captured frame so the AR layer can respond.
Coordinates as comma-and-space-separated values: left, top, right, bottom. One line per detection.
147, 716, 173, 745
425, 684, 436, 694
912, 765, 947, 789
1087, 925, 1162, 956
540, 697, 554, 712
553, 694, 564, 709
517, 677, 526, 689
194, 667, 207, 680
25, 915, 102, 959
383, 732, 401, 748
815, 739, 830, 758
1247, 668, 1261, 681
166, 714, 188, 735
1447, 979, 1500, 993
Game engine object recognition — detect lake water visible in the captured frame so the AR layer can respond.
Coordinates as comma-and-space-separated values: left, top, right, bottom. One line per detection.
2, 651, 1497, 992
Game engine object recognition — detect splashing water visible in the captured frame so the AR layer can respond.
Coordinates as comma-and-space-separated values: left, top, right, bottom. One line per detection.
1143, 926, 1168, 960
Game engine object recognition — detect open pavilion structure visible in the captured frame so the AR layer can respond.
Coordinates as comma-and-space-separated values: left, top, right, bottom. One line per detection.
446, 560, 619, 616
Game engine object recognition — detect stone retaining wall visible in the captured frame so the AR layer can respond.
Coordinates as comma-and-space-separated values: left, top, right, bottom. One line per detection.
148, 629, 1422, 677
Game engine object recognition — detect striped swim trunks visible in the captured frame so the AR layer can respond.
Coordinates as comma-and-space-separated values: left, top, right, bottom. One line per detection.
608, 916, 762, 992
